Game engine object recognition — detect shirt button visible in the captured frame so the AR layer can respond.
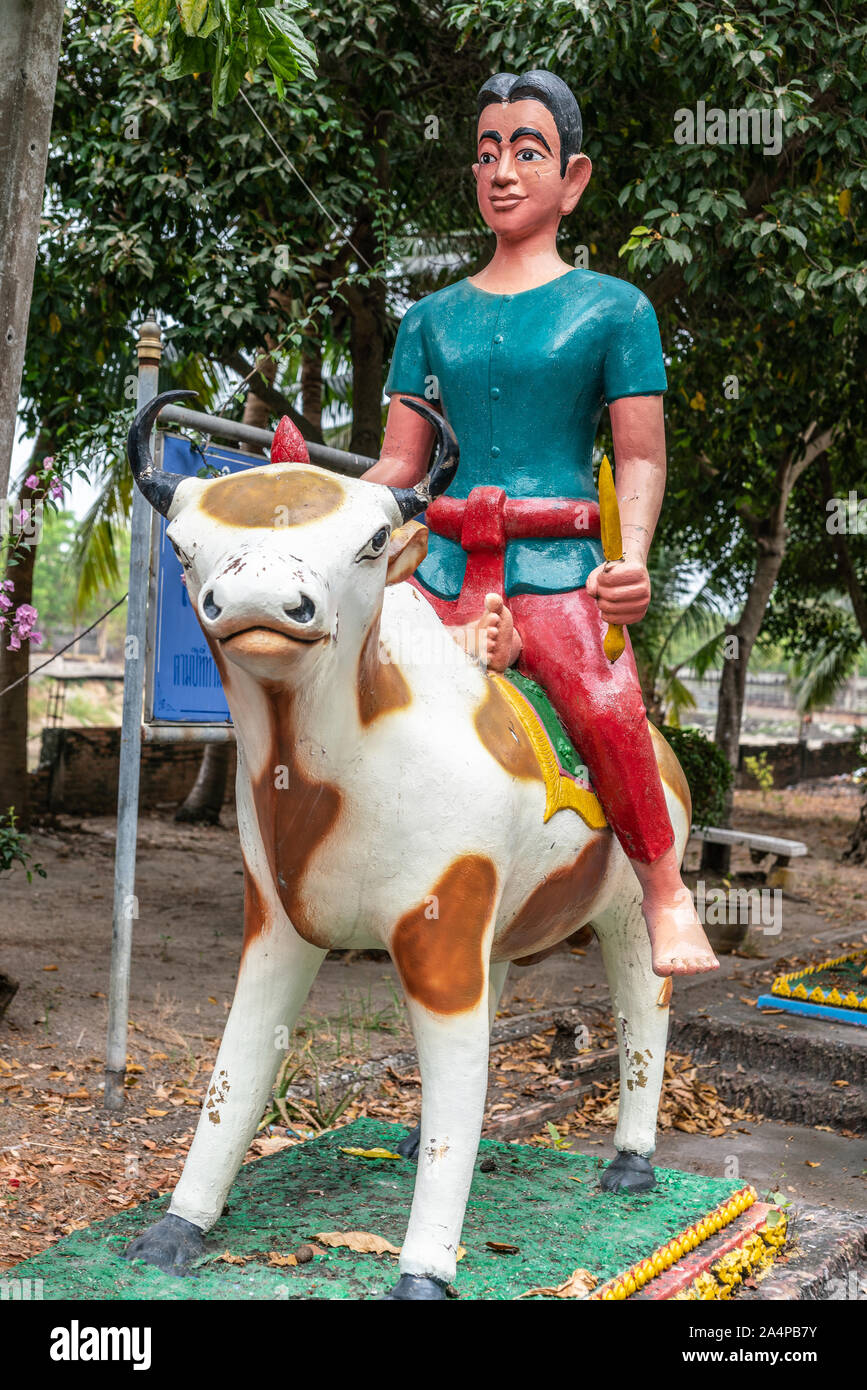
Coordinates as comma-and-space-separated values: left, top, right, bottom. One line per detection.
491, 387, 500, 400
493, 334, 503, 344
491, 446, 501, 458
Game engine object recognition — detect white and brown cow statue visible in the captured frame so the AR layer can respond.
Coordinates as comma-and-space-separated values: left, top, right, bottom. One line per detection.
123, 389, 691, 1299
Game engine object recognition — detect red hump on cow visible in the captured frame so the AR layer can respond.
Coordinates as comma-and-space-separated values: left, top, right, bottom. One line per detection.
271, 416, 311, 465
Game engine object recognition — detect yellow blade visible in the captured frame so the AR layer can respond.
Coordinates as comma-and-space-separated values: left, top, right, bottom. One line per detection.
603, 624, 625, 663
598, 454, 623, 563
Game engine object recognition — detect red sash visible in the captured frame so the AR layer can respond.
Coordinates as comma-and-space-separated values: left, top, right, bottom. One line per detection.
424, 487, 600, 624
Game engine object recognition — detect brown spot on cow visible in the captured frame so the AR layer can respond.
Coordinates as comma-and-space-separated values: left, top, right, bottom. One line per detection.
493, 834, 612, 964
475, 680, 543, 783
201, 468, 345, 529
649, 724, 691, 822
247, 689, 342, 951
391, 856, 498, 1015
357, 613, 411, 725
242, 858, 271, 952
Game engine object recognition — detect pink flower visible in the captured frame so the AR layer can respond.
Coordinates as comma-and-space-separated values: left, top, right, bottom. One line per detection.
49, 479, 64, 501
16, 509, 28, 525
30, 629, 43, 646
0, 594, 11, 611
25, 473, 38, 490
13, 604, 38, 637
7, 631, 20, 651
42, 456, 55, 468
0, 579, 13, 592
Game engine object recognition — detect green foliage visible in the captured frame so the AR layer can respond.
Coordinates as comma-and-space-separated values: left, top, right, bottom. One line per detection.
124, 0, 318, 113
661, 727, 734, 828
0, 809, 47, 882
743, 750, 774, 792
31, 507, 129, 648
629, 544, 729, 725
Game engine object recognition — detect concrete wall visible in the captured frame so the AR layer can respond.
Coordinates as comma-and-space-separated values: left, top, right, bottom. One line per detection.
736, 737, 862, 789
34, 727, 237, 815
31, 726, 862, 816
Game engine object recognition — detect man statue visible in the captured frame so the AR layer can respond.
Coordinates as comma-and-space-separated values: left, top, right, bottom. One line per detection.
365, 70, 718, 979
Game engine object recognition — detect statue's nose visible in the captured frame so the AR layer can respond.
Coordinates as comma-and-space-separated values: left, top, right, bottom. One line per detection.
202, 589, 221, 620
284, 594, 316, 626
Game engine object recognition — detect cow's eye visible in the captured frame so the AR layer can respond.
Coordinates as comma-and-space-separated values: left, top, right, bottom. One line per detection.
169, 536, 193, 569
357, 527, 390, 561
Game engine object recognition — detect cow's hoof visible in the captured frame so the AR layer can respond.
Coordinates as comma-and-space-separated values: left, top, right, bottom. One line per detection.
382, 1274, 448, 1300
123, 1213, 205, 1275
600, 1150, 655, 1194
396, 1123, 420, 1160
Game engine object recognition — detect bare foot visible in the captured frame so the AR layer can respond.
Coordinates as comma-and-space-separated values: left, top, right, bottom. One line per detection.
642, 885, 720, 978
447, 593, 522, 672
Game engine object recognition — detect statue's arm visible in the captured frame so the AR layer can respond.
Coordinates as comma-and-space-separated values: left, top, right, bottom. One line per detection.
586, 393, 666, 625
363, 393, 435, 489
609, 393, 666, 567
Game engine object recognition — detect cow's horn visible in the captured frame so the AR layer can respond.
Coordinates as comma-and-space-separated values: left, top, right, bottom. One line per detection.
389, 398, 459, 522
127, 389, 199, 517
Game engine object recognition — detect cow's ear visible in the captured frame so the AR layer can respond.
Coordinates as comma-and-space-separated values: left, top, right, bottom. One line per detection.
385, 521, 429, 585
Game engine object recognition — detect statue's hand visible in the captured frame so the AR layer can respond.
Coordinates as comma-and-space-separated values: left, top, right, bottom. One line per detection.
585, 559, 651, 625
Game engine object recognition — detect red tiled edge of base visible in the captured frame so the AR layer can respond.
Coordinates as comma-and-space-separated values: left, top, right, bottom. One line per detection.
640, 1202, 774, 1300
589, 1184, 760, 1300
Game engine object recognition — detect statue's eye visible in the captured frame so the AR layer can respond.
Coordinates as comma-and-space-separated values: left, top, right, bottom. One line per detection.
357, 527, 390, 562
169, 536, 192, 568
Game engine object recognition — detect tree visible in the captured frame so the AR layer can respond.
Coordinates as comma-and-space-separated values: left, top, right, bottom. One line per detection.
0, 0, 65, 503
1, 0, 317, 503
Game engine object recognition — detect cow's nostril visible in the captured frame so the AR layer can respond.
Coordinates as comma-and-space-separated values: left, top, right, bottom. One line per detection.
284, 594, 315, 625
202, 590, 221, 620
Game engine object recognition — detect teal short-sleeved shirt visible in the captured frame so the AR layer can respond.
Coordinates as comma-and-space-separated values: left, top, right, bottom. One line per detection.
384, 269, 667, 599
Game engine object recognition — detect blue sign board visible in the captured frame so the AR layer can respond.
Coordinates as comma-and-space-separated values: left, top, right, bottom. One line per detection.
147, 434, 265, 722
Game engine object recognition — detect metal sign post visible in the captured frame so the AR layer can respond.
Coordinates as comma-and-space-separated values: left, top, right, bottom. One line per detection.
104, 318, 162, 1109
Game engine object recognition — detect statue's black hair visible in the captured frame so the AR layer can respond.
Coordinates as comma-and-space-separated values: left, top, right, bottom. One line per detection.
476, 70, 582, 176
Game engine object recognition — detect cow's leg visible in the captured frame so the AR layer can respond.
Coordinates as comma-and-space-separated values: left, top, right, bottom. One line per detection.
592, 887, 669, 1193
395, 959, 508, 1162
124, 925, 325, 1274
385, 990, 491, 1300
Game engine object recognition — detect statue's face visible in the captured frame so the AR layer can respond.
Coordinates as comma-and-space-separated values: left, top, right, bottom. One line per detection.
473, 98, 587, 238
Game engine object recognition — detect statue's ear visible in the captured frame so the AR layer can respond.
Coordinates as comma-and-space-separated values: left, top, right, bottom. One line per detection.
386, 520, 429, 585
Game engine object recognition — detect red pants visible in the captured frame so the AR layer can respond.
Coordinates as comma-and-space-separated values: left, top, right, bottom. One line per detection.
417, 583, 674, 865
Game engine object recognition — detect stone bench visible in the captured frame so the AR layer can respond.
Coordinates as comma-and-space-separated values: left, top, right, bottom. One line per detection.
689, 826, 808, 890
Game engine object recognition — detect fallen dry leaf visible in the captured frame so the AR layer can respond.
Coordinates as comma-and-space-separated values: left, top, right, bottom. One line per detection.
215, 1251, 248, 1266
251, 1135, 298, 1157
805, 1160, 821, 1168
519, 1267, 598, 1299
315, 1231, 401, 1256
267, 1252, 297, 1267
339, 1146, 402, 1161
486, 1241, 520, 1254
42, 965, 59, 973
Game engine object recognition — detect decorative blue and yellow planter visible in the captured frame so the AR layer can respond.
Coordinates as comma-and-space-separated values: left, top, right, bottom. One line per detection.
757, 949, 867, 1028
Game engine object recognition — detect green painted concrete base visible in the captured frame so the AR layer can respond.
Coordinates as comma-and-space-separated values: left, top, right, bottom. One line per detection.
9, 1120, 749, 1300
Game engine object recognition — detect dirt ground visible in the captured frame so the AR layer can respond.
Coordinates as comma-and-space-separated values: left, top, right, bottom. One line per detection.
1, 777, 865, 1271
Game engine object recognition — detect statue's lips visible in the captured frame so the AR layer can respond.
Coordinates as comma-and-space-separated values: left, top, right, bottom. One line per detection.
219, 626, 326, 658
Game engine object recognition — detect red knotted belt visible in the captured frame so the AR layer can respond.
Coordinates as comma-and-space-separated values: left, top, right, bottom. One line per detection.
424, 487, 600, 624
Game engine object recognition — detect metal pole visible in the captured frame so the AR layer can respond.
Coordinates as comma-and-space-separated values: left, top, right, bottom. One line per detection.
158, 402, 376, 477
104, 318, 162, 1109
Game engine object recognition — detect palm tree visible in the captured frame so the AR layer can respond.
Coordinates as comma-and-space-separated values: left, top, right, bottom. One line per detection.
630, 546, 732, 728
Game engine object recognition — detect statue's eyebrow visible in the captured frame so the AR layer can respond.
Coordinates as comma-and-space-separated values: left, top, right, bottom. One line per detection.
478, 129, 502, 144
509, 126, 553, 154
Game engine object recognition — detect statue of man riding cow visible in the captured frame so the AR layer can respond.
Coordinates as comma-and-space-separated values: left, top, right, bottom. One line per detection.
123, 70, 718, 1299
